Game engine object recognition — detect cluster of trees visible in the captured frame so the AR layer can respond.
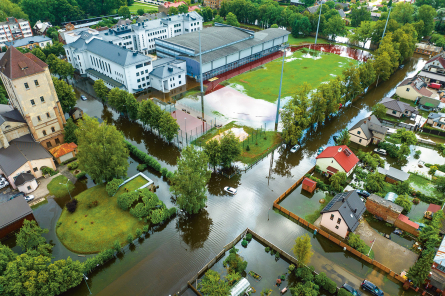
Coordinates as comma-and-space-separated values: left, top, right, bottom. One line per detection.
223, 246, 248, 273
356, 150, 385, 170
198, 269, 241, 296
394, 194, 412, 214
0, 220, 84, 295
204, 131, 241, 170
1, 0, 135, 26
168, 4, 191, 15
94, 80, 180, 142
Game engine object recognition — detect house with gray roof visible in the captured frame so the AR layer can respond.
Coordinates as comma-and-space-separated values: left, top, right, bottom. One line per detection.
349, 115, 388, 146
377, 167, 410, 184
156, 24, 290, 81
380, 97, 418, 118
427, 112, 445, 130
5, 35, 52, 50
0, 195, 35, 239
320, 191, 366, 239
306, 5, 320, 13
149, 57, 186, 93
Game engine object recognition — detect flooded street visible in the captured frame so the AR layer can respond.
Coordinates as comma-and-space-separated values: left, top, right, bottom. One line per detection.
35, 51, 429, 296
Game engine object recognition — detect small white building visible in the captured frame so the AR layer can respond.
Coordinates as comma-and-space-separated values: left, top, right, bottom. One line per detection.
14, 172, 38, 194
315, 145, 359, 176
150, 58, 186, 93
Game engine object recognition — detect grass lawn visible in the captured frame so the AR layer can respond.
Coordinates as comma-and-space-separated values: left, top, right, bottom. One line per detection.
305, 193, 334, 224
113, 2, 158, 13
377, 113, 407, 123
192, 121, 282, 165
287, 35, 318, 45
56, 176, 148, 253
47, 175, 75, 198
227, 48, 358, 103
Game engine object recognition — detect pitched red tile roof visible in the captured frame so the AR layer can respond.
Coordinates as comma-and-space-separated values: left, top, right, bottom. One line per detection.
49, 142, 77, 158
0, 46, 46, 80
398, 214, 419, 229
24, 52, 48, 69
302, 177, 316, 188
428, 56, 445, 69
427, 204, 442, 213
316, 145, 359, 173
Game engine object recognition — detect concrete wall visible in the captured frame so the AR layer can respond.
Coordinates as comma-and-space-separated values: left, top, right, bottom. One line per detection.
365, 198, 400, 224
320, 212, 349, 238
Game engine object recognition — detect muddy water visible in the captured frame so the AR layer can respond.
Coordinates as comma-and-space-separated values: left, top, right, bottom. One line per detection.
54, 53, 427, 296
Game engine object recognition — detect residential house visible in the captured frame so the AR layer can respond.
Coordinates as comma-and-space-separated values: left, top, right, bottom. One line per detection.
158, 2, 200, 13
204, 0, 225, 9
423, 54, 445, 73
315, 145, 359, 176
0, 196, 35, 239
69, 107, 83, 120
5, 35, 53, 50
348, 115, 388, 146
426, 112, 445, 130
320, 191, 366, 239
33, 21, 52, 35
395, 77, 433, 101
380, 97, 417, 118
49, 142, 77, 164
418, 70, 445, 86
418, 96, 440, 112
377, 166, 410, 184
0, 47, 66, 149
0, 17, 33, 48
370, 12, 381, 21
306, 5, 320, 13
415, 43, 443, 56
365, 194, 403, 224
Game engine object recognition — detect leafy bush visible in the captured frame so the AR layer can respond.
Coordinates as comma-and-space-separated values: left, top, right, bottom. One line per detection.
413, 197, 420, 205
136, 228, 142, 238
42, 166, 57, 176
275, 251, 280, 258
395, 194, 413, 214
295, 266, 314, 282
412, 190, 443, 205
66, 198, 78, 213
314, 272, 337, 293
106, 178, 124, 197
113, 240, 121, 252
137, 164, 147, 171
241, 239, 248, 247
161, 167, 169, 177
165, 171, 174, 179
127, 234, 134, 244
75, 171, 87, 179
348, 233, 368, 254
265, 247, 270, 252
143, 225, 149, 233
338, 289, 353, 296
223, 247, 248, 273
288, 264, 295, 272
61, 157, 77, 165
67, 162, 79, 170
280, 275, 285, 280
246, 233, 252, 241
117, 191, 140, 211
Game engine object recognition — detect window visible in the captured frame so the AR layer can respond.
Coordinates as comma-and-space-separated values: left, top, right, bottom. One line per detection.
179, 75, 181, 78
392, 110, 397, 115
37, 116, 41, 121
145, 70, 148, 73
138, 85, 141, 88
438, 123, 442, 128
406, 88, 410, 92
30, 99, 35, 106
136, 63, 143, 69
33, 167, 38, 172
136, 73, 140, 76
330, 214, 334, 220
51, 127, 55, 132
55, 138, 60, 145
34, 80, 39, 86
140, 71, 144, 75
335, 225, 339, 229
40, 96, 45, 102
24, 82, 30, 90
359, 139, 362, 143
137, 79, 141, 83
357, 131, 361, 135
337, 218, 342, 224
47, 112, 50, 118
42, 130, 47, 136
46, 142, 52, 148
27, 186, 31, 190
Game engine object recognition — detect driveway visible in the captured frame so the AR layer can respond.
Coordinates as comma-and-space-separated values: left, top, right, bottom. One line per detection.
355, 220, 418, 274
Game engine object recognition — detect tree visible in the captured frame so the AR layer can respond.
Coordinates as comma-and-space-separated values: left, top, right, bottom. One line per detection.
198, 270, 231, 296
108, 88, 127, 113
52, 77, 76, 113
336, 128, 350, 145
391, 2, 415, 24
178, 4, 189, 14
16, 220, 48, 252
348, 233, 368, 253
204, 139, 221, 171
374, 51, 392, 83
303, 0, 316, 6
292, 16, 312, 37
416, 5, 436, 37
330, 172, 347, 192
214, 14, 224, 23
394, 181, 411, 195
137, 8, 145, 15
169, 7, 179, 15
31, 47, 46, 61
372, 104, 387, 118
118, 6, 131, 18
125, 93, 139, 120
226, 12, 240, 27
407, 248, 436, 287
322, 15, 346, 41
292, 234, 313, 266
365, 172, 385, 193
0, 243, 16, 274
393, 128, 417, 145
349, 21, 373, 46
56, 59, 75, 82
395, 194, 412, 214
349, 5, 371, 27
436, 177, 445, 193
75, 114, 129, 183
290, 281, 319, 296
271, 24, 278, 28
219, 131, 241, 168
397, 143, 411, 162
223, 247, 248, 274
93, 79, 109, 102
159, 111, 180, 142
64, 118, 78, 144
170, 145, 211, 214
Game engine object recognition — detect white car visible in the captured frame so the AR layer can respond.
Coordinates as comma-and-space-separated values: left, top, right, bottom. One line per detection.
80, 95, 87, 101
0, 177, 6, 182
373, 148, 387, 155
0, 180, 9, 189
290, 145, 300, 153
25, 195, 35, 202
224, 187, 237, 195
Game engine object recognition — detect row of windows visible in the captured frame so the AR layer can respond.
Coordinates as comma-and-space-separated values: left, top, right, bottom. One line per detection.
136, 70, 149, 76
190, 22, 200, 26
36, 112, 51, 122
169, 75, 181, 81
41, 126, 57, 137
174, 24, 181, 28
24, 79, 40, 90
138, 82, 149, 88
30, 95, 46, 106
148, 29, 166, 36
174, 29, 182, 33
329, 214, 342, 224
91, 56, 112, 74
137, 76, 149, 83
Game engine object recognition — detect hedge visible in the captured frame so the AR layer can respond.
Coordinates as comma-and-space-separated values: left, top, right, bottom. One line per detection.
61, 157, 77, 165
412, 190, 443, 206
67, 162, 78, 170
106, 178, 124, 197
76, 171, 87, 179
83, 248, 115, 274
305, 174, 332, 192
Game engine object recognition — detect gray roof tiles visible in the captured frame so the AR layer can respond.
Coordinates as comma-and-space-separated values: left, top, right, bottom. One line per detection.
14, 172, 35, 186
349, 115, 387, 139
378, 166, 410, 182
5, 35, 52, 48
381, 97, 417, 113
0, 196, 33, 229
0, 105, 26, 125
150, 64, 183, 79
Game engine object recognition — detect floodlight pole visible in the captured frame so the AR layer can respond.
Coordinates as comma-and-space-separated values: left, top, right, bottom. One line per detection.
199, 28, 204, 120
60, 180, 72, 200
83, 274, 92, 295
382, 6, 392, 40
274, 44, 287, 131
315, 4, 322, 45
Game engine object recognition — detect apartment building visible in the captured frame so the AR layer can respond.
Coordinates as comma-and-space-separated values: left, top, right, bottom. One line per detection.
0, 17, 33, 47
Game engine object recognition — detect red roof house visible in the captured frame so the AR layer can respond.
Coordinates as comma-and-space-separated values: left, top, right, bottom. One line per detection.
49, 143, 77, 164
315, 145, 359, 176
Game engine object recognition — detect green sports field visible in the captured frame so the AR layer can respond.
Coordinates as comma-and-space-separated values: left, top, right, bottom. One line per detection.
227, 48, 359, 103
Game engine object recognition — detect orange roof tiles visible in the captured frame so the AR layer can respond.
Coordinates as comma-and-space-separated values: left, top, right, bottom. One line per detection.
49, 142, 77, 158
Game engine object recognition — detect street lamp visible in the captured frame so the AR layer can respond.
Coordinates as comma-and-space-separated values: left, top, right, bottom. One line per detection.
60, 180, 72, 200
83, 274, 92, 295
274, 44, 288, 131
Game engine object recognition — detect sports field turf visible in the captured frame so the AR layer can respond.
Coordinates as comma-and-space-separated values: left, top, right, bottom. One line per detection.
227, 48, 359, 103
129, 2, 158, 13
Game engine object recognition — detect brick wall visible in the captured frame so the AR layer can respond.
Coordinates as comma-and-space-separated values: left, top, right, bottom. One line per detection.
366, 198, 400, 224
394, 219, 419, 237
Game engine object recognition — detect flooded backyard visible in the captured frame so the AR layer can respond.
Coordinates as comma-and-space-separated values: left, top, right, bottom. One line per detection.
8, 47, 426, 296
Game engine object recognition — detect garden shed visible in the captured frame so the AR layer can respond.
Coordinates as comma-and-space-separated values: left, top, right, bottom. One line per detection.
230, 278, 251, 296
377, 167, 410, 184
302, 177, 316, 193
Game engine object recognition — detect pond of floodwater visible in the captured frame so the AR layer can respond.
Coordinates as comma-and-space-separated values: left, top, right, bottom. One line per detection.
31, 50, 427, 296
407, 200, 430, 223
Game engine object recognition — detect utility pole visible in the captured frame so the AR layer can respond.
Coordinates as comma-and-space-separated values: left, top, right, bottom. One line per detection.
199, 29, 204, 120
382, 6, 392, 40
315, 4, 322, 45
274, 44, 287, 131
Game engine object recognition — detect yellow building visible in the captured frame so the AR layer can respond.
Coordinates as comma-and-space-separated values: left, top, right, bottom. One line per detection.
0, 46, 66, 149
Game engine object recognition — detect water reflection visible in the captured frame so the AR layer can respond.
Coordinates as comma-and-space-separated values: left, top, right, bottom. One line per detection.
176, 210, 213, 251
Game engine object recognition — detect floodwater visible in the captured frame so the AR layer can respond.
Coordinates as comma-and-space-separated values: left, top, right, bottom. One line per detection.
30, 50, 428, 296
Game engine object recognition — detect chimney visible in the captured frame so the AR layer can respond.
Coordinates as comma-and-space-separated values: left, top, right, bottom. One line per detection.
354, 209, 357, 213
368, 117, 371, 120
364, 120, 366, 124
342, 197, 345, 202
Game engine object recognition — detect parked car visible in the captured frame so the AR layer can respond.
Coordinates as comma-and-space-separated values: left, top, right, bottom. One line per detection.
0, 180, 9, 189
356, 190, 370, 198
25, 195, 35, 202
398, 64, 404, 69
428, 83, 441, 90
342, 283, 361, 296
224, 187, 237, 195
290, 145, 300, 153
333, 135, 339, 143
80, 95, 87, 101
373, 148, 387, 156
361, 280, 384, 296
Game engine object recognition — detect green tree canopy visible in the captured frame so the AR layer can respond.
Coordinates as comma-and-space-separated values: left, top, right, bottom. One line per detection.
118, 6, 131, 18
219, 131, 241, 168
349, 5, 371, 27
75, 114, 129, 183
93, 79, 109, 102
292, 233, 313, 266
372, 103, 387, 118
226, 12, 240, 27
330, 172, 347, 192
16, 220, 48, 252
197, 270, 230, 296
365, 172, 385, 193
52, 77, 76, 113
204, 139, 221, 171
394, 194, 412, 214
322, 15, 347, 41
416, 4, 436, 37
137, 8, 145, 15
170, 145, 211, 214
64, 118, 78, 144
159, 111, 180, 142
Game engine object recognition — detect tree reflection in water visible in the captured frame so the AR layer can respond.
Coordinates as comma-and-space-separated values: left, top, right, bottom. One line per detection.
176, 209, 213, 251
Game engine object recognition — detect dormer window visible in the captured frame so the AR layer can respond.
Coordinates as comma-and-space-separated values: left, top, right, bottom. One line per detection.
4, 125, 11, 129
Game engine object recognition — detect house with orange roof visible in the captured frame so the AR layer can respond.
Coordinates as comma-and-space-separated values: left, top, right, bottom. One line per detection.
49, 142, 77, 164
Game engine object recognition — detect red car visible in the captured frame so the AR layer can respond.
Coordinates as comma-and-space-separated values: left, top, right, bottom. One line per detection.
428, 83, 441, 90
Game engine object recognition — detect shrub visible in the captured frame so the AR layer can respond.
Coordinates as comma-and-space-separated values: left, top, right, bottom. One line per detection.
348, 233, 368, 254
295, 266, 314, 282
315, 272, 336, 294
67, 162, 79, 170
246, 233, 252, 241
127, 234, 134, 244
395, 194, 412, 214
136, 228, 143, 238
413, 198, 420, 205
61, 157, 77, 165
246, 145, 250, 151
137, 164, 146, 171
113, 240, 121, 252
288, 264, 295, 272
106, 178, 124, 196
265, 247, 270, 252
56, 221, 62, 228
117, 191, 140, 211
161, 167, 169, 177
76, 171, 87, 179
165, 171, 174, 179
83, 248, 115, 274
338, 289, 353, 296
280, 275, 285, 280
241, 239, 248, 247
143, 225, 149, 233
275, 251, 280, 258
66, 198, 78, 213
42, 166, 57, 176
